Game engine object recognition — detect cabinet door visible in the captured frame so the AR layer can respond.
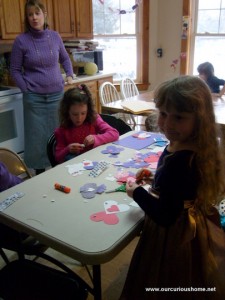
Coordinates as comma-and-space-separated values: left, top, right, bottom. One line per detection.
0, 0, 54, 39
0, 0, 24, 39
75, 0, 93, 39
53, 0, 75, 38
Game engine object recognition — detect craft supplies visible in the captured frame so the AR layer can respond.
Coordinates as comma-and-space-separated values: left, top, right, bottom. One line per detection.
106, 183, 126, 193
89, 161, 109, 177
136, 169, 152, 184
54, 183, 71, 193
0, 192, 25, 211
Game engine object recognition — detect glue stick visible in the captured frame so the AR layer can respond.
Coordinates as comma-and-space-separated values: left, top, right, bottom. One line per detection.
54, 183, 71, 193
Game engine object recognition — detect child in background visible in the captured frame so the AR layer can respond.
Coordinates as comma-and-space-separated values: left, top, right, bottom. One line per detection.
120, 76, 225, 300
55, 84, 119, 163
0, 162, 22, 192
197, 62, 225, 97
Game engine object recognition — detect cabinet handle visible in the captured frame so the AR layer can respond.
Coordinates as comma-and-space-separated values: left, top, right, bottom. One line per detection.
71, 21, 74, 32
78, 23, 80, 32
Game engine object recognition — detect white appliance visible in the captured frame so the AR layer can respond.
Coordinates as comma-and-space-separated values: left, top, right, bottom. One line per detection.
0, 86, 24, 154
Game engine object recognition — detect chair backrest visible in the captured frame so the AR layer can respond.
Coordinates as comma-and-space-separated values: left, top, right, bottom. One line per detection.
99, 82, 121, 105
120, 77, 139, 99
100, 114, 132, 135
47, 133, 58, 167
0, 147, 32, 180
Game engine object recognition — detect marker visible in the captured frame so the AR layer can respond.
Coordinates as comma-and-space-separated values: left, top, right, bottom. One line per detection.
54, 183, 71, 193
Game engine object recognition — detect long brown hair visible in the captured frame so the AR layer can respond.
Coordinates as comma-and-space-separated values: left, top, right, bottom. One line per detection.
59, 84, 97, 128
24, 0, 49, 32
154, 75, 225, 212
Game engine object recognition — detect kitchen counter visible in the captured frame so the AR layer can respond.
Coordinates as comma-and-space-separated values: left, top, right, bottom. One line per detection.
63, 71, 115, 84
63, 72, 115, 113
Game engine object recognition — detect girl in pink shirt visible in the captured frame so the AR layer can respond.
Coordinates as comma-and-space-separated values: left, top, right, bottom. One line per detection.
55, 84, 119, 163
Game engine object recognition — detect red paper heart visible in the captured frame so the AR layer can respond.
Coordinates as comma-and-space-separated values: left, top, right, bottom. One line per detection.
107, 205, 120, 212
90, 211, 119, 225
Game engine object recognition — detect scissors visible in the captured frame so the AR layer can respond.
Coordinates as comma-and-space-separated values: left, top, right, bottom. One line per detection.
105, 183, 126, 193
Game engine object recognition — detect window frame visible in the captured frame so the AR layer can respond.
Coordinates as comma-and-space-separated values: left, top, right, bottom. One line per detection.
92, 0, 149, 90
187, 0, 225, 75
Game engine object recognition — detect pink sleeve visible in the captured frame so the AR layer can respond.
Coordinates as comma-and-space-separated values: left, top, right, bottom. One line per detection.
54, 127, 70, 163
93, 115, 119, 148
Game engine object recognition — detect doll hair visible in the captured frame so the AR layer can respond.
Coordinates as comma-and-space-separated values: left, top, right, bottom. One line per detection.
59, 84, 97, 128
24, 0, 49, 32
154, 75, 225, 213
197, 62, 214, 78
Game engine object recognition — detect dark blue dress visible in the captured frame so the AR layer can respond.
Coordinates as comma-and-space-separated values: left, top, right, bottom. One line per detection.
120, 147, 225, 300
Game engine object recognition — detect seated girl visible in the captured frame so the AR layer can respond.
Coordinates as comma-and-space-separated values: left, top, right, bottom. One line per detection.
55, 84, 119, 163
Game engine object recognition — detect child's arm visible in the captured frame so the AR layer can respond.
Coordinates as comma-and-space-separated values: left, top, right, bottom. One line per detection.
219, 83, 225, 97
90, 115, 120, 147
54, 128, 70, 163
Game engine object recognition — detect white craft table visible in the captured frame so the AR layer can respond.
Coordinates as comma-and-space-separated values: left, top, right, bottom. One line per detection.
0, 132, 150, 300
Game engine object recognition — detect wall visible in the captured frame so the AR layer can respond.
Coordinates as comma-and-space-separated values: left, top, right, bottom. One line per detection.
149, 0, 183, 89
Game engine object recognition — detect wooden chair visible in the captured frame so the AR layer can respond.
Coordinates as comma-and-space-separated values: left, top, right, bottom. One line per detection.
99, 81, 136, 129
120, 77, 146, 128
120, 77, 139, 99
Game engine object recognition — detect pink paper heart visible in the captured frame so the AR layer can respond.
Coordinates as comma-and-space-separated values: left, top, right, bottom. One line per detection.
107, 205, 120, 212
90, 211, 119, 225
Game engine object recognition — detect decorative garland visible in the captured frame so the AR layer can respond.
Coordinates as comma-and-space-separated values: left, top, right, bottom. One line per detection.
98, 0, 142, 14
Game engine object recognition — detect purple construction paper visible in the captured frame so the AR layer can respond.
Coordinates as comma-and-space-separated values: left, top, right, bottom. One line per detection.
101, 145, 124, 158
113, 160, 149, 169
114, 131, 166, 150
80, 183, 106, 199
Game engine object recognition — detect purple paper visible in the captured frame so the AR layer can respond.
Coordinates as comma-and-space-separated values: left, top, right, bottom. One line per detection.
101, 145, 124, 158
114, 131, 166, 150
80, 183, 106, 199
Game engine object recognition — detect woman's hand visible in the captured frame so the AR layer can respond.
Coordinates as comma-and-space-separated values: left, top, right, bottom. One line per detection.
68, 143, 85, 153
66, 76, 74, 85
83, 135, 95, 147
126, 180, 139, 198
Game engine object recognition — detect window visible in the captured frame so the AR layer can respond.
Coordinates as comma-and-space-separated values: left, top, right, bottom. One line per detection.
190, 0, 225, 77
92, 0, 147, 83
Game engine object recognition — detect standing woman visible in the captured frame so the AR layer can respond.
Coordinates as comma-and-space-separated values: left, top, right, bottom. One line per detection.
10, 0, 74, 175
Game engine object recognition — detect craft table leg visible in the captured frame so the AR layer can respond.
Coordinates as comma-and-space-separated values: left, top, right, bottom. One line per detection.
93, 265, 102, 300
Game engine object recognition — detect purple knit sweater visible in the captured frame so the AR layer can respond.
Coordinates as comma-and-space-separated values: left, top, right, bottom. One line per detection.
0, 162, 22, 192
10, 28, 73, 94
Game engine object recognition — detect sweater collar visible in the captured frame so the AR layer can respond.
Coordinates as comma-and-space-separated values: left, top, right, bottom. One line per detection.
28, 27, 49, 39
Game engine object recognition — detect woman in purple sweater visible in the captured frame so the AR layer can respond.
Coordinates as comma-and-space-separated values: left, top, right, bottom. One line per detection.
10, 0, 74, 175
55, 84, 119, 163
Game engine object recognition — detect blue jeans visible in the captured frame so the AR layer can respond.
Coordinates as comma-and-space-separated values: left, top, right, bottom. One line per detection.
23, 91, 63, 169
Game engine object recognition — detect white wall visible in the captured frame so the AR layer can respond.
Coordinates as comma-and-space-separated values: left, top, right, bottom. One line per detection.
148, 0, 183, 89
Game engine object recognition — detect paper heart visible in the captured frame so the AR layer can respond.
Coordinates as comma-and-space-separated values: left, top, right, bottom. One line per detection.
104, 200, 130, 214
107, 205, 120, 212
90, 211, 119, 225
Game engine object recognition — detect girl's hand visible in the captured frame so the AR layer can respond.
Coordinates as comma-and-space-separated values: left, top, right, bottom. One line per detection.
126, 180, 139, 198
83, 135, 95, 147
68, 143, 85, 153
136, 168, 153, 185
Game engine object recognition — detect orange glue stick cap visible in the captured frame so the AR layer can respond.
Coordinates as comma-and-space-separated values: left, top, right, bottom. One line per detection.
54, 183, 71, 193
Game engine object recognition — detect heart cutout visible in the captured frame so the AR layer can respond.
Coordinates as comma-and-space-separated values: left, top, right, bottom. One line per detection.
90, 211, 119, 225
